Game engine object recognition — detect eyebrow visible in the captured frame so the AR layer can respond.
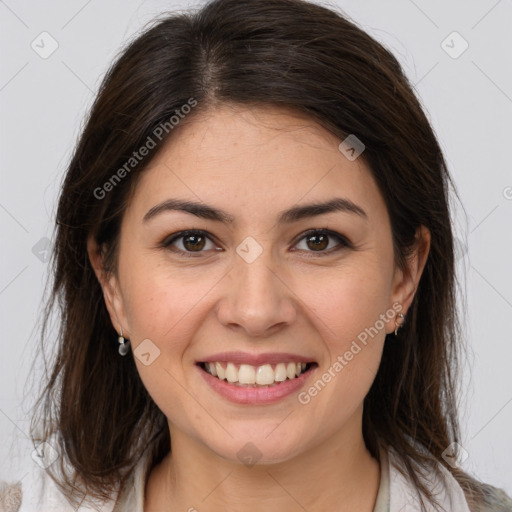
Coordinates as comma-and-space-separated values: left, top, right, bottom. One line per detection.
142, 197, 367, 224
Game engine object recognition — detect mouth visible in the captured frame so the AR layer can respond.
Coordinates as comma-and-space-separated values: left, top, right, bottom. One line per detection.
198, 361, 317, 387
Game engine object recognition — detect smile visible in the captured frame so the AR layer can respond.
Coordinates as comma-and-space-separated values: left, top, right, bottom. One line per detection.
200, 361, 315, 387
196, 354, 318, 404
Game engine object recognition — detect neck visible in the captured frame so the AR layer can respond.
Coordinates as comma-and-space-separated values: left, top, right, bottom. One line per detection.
144, 413, 380, 512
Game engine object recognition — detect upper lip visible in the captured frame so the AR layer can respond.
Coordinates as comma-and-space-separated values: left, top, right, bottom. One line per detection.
198, 351, 316, 366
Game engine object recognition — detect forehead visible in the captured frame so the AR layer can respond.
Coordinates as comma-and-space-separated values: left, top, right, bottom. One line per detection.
126, 104, 385, 225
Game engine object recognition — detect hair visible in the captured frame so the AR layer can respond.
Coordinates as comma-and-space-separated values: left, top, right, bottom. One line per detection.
29, 0, 496, 510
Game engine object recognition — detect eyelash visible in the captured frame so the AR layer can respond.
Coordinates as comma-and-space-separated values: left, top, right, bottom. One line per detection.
160, 229, 352, 258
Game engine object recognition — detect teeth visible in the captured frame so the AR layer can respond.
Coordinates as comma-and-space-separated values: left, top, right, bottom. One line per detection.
256, 364, 274, 385
239, 364, 256, 385
203, 361, 311, 386
215, 362, 225, 380
274, 363, 287, 382
226, 362, 238, 383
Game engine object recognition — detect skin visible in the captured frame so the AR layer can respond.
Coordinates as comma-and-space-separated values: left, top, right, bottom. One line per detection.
89, 104, 430, 512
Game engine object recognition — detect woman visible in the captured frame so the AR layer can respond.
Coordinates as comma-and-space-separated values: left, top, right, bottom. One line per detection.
3, 0, 511, 511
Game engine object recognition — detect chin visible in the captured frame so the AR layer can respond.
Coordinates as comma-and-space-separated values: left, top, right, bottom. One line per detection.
196, 425, 311, 467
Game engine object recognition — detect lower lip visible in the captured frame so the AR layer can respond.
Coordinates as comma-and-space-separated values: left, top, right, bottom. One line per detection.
198, 365, 316, 405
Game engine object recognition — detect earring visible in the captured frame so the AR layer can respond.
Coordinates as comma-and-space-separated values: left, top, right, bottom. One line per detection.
394, 313, 405, 336
118, 328, 131, 356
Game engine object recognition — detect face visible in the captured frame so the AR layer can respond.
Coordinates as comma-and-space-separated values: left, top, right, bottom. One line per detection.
91, 104, 427, 465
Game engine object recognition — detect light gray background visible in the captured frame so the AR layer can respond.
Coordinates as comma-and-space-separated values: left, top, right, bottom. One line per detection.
1, 0, 511, 496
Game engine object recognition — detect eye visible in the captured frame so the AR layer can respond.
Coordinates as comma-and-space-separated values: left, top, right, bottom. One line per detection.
161, 228, 351, 258
162, 230, 220, 257
292, 229, 351, 255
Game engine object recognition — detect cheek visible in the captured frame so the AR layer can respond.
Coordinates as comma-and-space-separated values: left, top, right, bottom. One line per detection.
121, 254, 216, 339
120, 262, 210, 429
298, 260, 390, 405
304, 259, 392, 345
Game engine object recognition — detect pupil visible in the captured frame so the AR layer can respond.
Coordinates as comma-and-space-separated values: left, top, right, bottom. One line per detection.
307, 234, 328, 251
184, 235, 205, 251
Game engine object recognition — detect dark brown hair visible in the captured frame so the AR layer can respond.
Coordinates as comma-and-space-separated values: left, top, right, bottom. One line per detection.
29, 0, 495, 509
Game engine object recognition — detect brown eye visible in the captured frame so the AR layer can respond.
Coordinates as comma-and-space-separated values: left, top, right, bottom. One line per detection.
294, 229, 350, 255
163, 230, 218, 256
182, 233, 206, 251
305, 233, 329, 251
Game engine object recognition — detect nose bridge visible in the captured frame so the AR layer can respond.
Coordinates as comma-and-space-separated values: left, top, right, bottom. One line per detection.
217, 238, 296, 335
236, 249, 276, 299
234, 234, 277, 293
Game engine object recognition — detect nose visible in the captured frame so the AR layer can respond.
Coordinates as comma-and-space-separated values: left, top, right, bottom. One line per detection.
216, 249, 298, 337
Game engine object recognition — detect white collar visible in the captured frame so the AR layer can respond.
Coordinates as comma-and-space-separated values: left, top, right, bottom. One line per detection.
382, 446, 471, 512
112, 444, 471, 512
16, 442, 471, 511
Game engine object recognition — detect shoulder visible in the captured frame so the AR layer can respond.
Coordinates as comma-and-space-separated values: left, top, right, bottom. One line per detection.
0, 480, 22, 512
386, 446, 512, 512
469, 482, 512, 512
0, 464, 117, 512
2, 431, 159, 512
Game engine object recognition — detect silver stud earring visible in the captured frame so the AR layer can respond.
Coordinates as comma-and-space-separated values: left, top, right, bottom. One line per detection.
118, 328, 131, 356
394, 313, 405, 336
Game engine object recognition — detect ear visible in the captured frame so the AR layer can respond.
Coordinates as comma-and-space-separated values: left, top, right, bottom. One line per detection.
87, 235, 130, 338
387, 225, 431, 332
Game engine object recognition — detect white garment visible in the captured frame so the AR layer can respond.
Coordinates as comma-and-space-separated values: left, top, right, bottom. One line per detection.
1, 444, 476, 512
385, 448, 471, 512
